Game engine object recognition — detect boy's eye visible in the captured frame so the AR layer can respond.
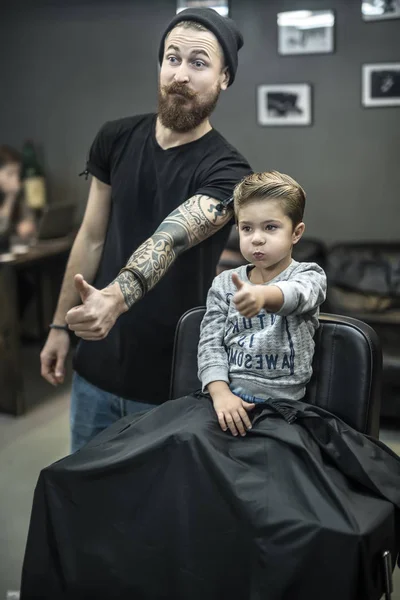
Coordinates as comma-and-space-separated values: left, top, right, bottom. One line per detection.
266, 224, 277, 231
241, 226, 251, 232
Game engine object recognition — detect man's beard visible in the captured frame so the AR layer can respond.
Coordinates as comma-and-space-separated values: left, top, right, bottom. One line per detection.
158, 81, 221, 133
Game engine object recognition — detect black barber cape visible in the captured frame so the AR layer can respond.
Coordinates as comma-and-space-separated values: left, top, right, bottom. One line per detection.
73, 114, 251, 403
21, 394, 400, 600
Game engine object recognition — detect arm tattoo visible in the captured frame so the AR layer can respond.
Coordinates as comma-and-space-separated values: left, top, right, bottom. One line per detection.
114, 194, 231, 309
115, 271, 144, 307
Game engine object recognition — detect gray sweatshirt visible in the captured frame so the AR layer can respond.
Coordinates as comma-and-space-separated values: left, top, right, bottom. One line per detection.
197, 260, 327, 402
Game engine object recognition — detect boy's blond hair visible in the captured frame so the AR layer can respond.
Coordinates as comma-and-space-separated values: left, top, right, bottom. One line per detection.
233, 171, 306, 228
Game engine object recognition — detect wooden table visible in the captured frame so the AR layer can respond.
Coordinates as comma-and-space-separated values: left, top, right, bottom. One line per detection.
0, 237, 73, 415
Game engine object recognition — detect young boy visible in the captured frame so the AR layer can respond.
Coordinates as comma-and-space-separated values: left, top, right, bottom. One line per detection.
198, 170, 326, 437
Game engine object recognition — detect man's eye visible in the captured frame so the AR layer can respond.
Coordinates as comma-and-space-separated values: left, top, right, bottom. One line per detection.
167, 56, 178, 63
193, 60, 206, 68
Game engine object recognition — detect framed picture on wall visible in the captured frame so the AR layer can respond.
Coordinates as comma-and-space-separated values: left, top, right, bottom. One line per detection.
176, 0, 229, 16
277, 10, 335, 55
362, 0, 400, 21
362, 63, 400, 107
257, 84, 312, 126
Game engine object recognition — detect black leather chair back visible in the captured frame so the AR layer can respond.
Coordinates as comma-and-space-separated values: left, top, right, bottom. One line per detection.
170, 309, 382, 437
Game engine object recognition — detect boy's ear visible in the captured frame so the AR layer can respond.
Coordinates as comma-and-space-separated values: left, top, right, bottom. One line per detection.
292, 222, 305, 245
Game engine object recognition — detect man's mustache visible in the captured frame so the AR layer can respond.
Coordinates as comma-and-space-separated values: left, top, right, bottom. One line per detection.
163, 83, 197, 100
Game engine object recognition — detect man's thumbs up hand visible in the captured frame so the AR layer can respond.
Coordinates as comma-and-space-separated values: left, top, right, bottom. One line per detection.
65, 276, 128, 341
74, 274, 95, 303
232, 272, 267, 318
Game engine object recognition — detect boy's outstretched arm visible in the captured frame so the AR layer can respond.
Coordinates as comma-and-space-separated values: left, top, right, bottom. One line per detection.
65, 194, 232, 340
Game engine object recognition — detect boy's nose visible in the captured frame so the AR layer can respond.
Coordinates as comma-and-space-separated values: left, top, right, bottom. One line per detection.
252, 235, 265, 246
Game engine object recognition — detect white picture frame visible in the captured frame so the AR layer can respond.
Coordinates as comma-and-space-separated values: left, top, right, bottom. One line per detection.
362, 0, 400, 21
362, 63, 400, 107
277, 10, 335, 56
257, 84, 312, 126
176, 0, 229, 17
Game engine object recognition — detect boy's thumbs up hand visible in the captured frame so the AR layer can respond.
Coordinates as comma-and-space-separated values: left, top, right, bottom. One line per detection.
232, 272, 267, 318
232, 272, 244, 290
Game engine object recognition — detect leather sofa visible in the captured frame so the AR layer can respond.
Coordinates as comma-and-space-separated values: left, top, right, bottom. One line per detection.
326, 243, 400, 419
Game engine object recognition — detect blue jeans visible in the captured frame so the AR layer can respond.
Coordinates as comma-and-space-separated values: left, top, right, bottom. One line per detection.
70, 372, 155, 453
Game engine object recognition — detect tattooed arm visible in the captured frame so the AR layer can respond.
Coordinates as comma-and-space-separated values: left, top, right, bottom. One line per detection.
115, 194, 230, 308
66, 194, 232, 339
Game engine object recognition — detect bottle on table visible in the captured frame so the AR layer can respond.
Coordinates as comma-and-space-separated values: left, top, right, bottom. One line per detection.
22, 140, 46, 219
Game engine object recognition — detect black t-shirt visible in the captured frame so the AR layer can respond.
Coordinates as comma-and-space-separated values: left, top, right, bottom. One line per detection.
73, 114, 252, 403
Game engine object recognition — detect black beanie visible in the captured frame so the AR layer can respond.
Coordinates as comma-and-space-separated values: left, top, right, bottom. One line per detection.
158, 8, 243, 87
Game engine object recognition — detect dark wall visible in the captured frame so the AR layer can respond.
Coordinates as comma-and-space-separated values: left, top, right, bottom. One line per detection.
0, 0, 399, 240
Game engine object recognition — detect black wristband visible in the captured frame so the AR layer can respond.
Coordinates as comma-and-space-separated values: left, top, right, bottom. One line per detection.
118, 266, 149, 296
49, 323, 69, 332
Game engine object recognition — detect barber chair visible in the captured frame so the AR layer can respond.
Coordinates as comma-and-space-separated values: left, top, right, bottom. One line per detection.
170, 308, 396, 600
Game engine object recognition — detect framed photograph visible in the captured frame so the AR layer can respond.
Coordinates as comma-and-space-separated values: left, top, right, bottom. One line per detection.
176, 0, 229, 17
362, 0, 400, 21
362, 63, 400, 107
277, 10, 335, 55
257, 84, 312, 126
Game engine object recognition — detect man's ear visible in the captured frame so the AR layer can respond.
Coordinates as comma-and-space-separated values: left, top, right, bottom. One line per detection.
220, 67, 230, 90
292, 222, 305, 245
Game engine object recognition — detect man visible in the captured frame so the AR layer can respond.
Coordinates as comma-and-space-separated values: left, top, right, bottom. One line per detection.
40, 8, 252, 452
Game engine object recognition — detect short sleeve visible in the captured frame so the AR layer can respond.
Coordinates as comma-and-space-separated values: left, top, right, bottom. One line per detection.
86, 121, 116, 185
196, 148, 252, 208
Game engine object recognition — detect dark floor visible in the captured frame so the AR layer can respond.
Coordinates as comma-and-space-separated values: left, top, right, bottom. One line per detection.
0, 343, 399, 599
